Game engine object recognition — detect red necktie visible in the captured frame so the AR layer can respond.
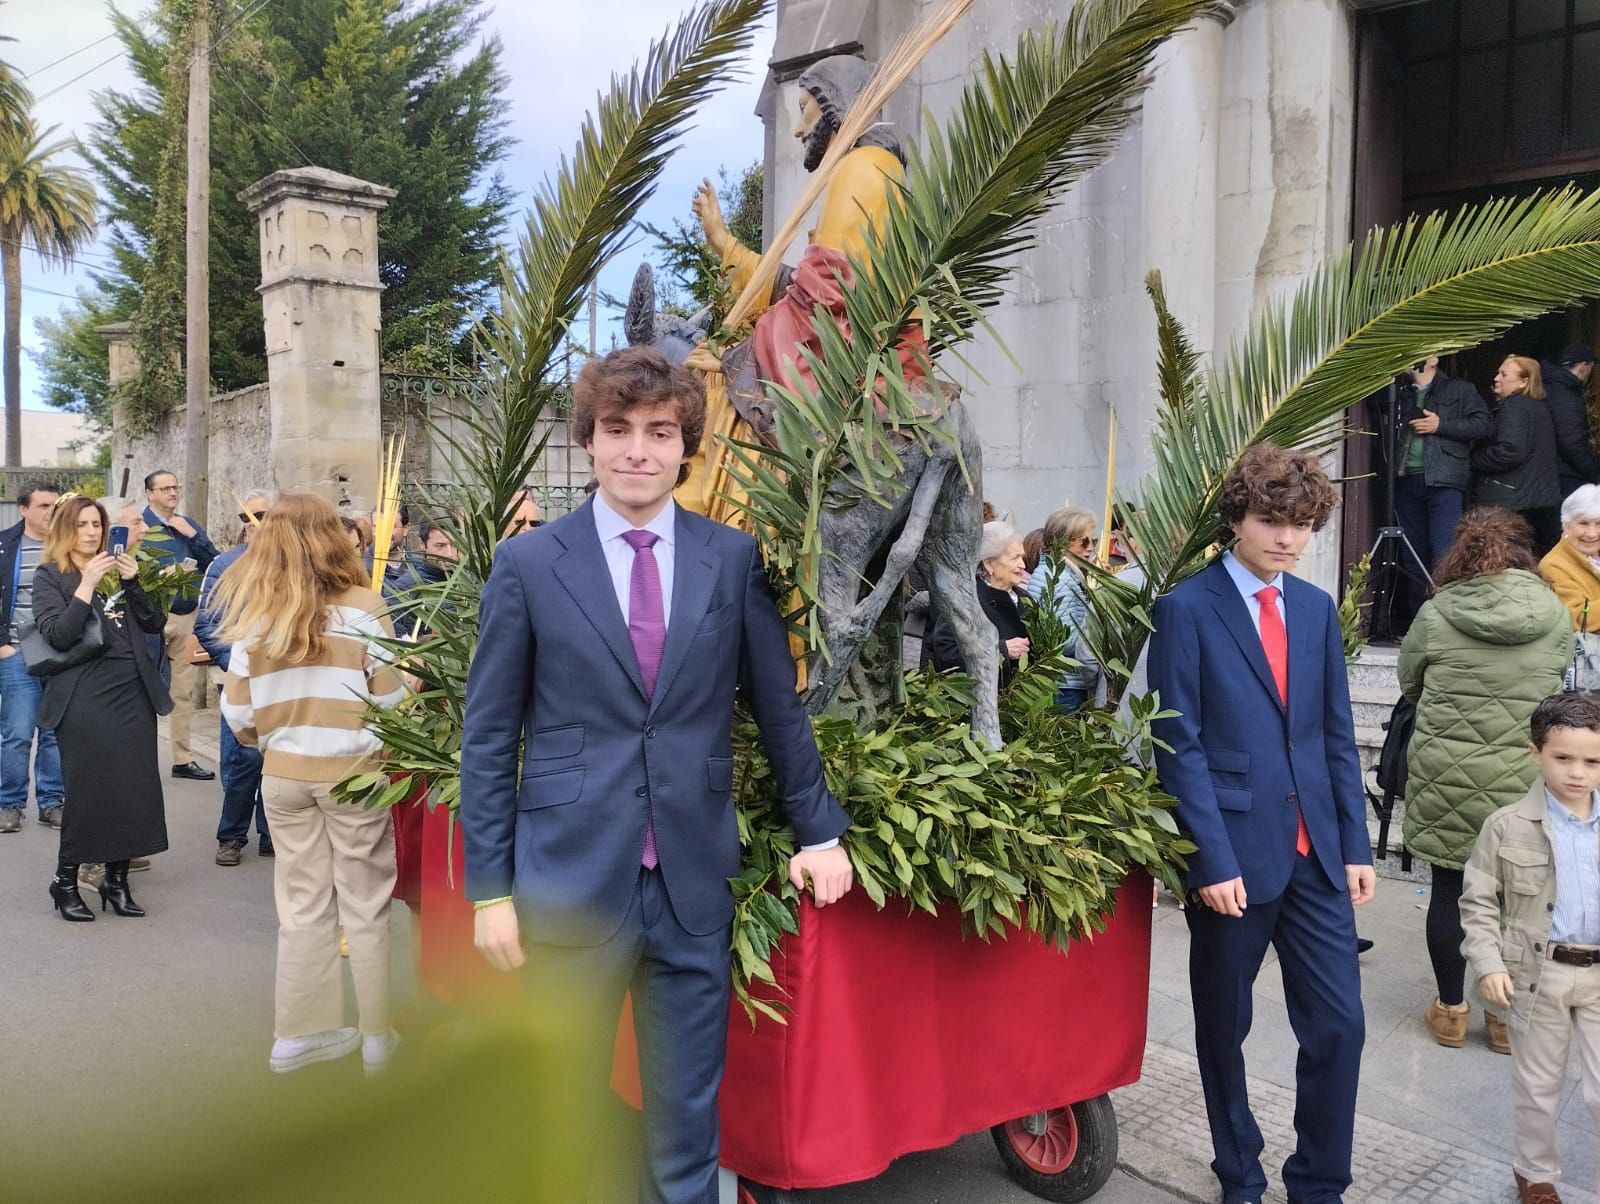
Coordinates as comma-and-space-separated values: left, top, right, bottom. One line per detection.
1256, 586, 1312, 857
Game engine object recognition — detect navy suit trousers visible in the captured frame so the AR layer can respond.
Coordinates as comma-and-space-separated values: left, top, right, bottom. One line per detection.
521, 866, 731, 1204
1186, 852, 1365, 1203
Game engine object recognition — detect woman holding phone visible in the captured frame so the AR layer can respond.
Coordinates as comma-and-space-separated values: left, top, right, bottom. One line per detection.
33, 496, 172, 921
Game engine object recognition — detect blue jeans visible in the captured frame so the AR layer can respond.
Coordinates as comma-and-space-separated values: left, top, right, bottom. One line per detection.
0, 650, 64, 814
216, 709, 269, 845
1393, 476, 1464, 624
1055, 686, 1091, 712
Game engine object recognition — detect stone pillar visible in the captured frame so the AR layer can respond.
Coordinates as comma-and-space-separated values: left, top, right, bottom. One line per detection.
98, 320, 159, 496
1139, 7, 1237, 357
236, 167, 396, 512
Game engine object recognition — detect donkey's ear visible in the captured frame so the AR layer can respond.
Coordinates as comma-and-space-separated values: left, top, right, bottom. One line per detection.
624, 263, 657, 347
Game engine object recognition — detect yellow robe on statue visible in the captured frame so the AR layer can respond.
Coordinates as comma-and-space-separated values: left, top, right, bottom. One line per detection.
674, 144, 905, 526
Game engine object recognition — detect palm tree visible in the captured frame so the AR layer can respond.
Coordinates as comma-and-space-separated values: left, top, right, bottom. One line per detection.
0, 111, 97, 466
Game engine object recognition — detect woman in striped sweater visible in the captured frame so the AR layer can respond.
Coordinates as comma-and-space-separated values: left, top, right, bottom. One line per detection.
214, 493, 407, 1076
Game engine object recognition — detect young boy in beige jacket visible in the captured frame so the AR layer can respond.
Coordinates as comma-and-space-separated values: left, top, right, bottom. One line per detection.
1461, 693, 1600, 1204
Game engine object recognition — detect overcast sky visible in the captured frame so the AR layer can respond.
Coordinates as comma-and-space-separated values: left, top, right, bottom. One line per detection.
5, 0, 773, 410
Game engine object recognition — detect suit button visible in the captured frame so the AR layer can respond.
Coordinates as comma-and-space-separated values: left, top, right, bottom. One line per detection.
635, 785, 648, 798
1286, 793, 1299, 805
645, 726, 656, 739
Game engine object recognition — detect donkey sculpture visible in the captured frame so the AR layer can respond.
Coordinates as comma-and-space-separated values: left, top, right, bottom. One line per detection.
624, 264, 1003, 746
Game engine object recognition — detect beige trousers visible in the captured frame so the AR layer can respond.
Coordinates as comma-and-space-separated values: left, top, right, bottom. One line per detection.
162, 610, 203, 764
1508, 953, 1600, 1183
261, 775, 396, 1038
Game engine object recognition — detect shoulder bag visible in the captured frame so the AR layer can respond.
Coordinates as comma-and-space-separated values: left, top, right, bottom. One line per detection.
17, 610, 106, 678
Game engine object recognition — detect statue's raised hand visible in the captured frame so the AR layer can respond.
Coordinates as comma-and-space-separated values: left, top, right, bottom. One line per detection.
693, 177, 729, 256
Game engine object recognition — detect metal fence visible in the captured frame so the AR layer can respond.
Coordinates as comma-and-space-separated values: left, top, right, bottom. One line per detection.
0, 468, 110, 529
379, 373, 591, 520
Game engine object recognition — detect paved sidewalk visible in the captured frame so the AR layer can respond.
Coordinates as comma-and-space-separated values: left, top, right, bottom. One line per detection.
1122, 881, 1599, 1203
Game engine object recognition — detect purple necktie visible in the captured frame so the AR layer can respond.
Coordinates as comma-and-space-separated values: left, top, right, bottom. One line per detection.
622, 529, 664, 868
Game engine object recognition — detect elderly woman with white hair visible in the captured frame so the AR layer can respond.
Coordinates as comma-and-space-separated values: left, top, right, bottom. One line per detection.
925, 520, 1031, 689
1539, 484, 1600, 629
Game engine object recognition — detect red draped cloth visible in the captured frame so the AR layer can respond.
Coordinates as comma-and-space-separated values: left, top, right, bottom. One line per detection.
417, 799, 518, 1011
715, 873, 1152, 1189
752, 244, 931, 404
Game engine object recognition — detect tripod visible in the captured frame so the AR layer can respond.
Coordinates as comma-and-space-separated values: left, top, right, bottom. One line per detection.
1364, 380, 1434, 645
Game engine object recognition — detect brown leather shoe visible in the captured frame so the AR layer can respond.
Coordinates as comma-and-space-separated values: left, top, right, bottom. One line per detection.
1425, 999, 1468, 1047
1485, 1010, 1512, 1054
1515, 1171, 1562, 1203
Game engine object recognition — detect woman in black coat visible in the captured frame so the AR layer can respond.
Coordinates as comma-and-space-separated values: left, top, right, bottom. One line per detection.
926, 521, 1032, 689
32, 496, 172, 922
1472, 355, 1562, 553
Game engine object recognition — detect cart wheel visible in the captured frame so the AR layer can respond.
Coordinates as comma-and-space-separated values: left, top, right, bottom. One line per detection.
990, 1094, 1118, 1202
737, 1180, 796, 1204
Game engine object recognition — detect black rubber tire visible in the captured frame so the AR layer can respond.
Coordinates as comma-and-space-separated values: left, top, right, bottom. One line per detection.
738, 1180, 797, 1204
989, 1094, 1119, 1202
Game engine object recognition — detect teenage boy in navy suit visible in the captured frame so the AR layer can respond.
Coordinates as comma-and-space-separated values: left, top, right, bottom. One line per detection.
1150, 443, 1376, 1204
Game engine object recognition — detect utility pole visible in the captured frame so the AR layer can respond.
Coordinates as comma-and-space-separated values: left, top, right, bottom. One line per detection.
184, 1, 211, 524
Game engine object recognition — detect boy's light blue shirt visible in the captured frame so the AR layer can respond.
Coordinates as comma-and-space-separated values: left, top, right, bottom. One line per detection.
1543, 789, 1600, 946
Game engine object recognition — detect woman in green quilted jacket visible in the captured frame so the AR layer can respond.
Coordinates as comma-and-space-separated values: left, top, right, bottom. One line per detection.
1399, 507, 1571, 1053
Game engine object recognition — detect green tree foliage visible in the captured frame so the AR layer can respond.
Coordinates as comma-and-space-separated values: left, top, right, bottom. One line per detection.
77, 0, 512, 428
639, 160, 761, 321
29, 288, 118, 431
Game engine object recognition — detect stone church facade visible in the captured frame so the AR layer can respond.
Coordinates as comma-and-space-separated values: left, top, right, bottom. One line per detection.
757, 0, 1600, 590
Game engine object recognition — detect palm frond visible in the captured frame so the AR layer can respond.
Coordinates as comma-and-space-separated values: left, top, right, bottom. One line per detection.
725, 0, 1222, 656
1102, 187, 1600, 696
340, 0, 771, 809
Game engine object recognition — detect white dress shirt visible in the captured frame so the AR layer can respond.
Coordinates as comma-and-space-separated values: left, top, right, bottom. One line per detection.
591, 491, 677, 627
1222, 550, 1287, 638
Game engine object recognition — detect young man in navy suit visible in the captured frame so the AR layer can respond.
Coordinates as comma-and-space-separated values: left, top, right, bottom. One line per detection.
461, 347, 853, 1203
1150, 443, 1376, 1204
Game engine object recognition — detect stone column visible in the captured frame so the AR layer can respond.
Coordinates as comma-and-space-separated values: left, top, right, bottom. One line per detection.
1139, 4, 1238, 357
236, 167, 396, 512
98, 320, 161, 496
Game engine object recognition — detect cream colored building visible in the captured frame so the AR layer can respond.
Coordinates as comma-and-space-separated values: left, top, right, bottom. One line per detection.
18, 409, 96, 468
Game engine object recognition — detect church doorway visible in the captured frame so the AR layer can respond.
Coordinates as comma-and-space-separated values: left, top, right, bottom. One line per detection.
1343, 0, 1600, 578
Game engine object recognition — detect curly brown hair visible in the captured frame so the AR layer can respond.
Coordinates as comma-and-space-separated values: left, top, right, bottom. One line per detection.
1216, 443, 1338, 532
571, 347, 707, 486
1431, 506, 1537, 590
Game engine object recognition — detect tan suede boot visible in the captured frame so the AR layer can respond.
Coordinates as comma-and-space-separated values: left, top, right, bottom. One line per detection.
1424, 999, 1469, 1047
1485, 1010, 1512, 1054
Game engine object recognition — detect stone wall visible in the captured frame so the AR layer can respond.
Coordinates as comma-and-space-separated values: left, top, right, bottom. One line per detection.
109, 384, 271, 533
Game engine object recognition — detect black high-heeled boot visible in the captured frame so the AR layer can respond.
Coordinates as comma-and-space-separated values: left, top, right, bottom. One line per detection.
49, 862, 95, 922
99, 861, 145, 918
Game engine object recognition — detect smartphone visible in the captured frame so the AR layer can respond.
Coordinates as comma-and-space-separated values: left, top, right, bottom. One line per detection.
108, 525, 129, 556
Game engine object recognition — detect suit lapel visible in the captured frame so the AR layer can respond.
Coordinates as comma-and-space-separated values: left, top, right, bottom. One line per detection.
1285, 578, 1319, 728
649, 508, 718, 715
551, 501, 648, 701
1206, 559, 1286, 714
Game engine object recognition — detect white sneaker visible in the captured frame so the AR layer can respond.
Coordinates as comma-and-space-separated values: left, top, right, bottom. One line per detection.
362, 1029, 401, 1078
269, 1027, 360, 1074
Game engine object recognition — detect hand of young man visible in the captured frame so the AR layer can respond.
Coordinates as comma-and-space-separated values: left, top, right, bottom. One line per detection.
473, 899, 526, 972
1197, 876, 1247, 917
789, 845, 854, 907
1408, 411, 1441, 435
1480, 971, 1515, 1011
1346, 863, 1376, 906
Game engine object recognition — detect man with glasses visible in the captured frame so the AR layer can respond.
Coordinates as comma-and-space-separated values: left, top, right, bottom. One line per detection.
194, 491, 275, 865
0, 481, 65, 832
142, 469, 221, 781
501, 485, 543, 541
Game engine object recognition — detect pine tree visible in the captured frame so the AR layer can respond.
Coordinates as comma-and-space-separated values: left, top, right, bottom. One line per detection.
66, 0, 511, 427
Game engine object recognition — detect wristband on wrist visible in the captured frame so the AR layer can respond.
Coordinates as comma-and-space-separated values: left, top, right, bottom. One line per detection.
473, 895, 513, 910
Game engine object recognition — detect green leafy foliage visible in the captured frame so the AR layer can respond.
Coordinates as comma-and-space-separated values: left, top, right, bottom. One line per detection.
638, 161, 761, 323
728, 652, 1191, 1023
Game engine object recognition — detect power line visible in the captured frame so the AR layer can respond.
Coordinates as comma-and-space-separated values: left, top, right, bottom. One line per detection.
215, 63, 311, 167
21, 283, 82, 300
31, 52, 128, 104
22, 32, 120, 79
185, 0, 276, 74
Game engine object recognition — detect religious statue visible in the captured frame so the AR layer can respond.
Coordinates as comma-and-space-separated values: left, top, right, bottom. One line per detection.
633, 54, 1003, 745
